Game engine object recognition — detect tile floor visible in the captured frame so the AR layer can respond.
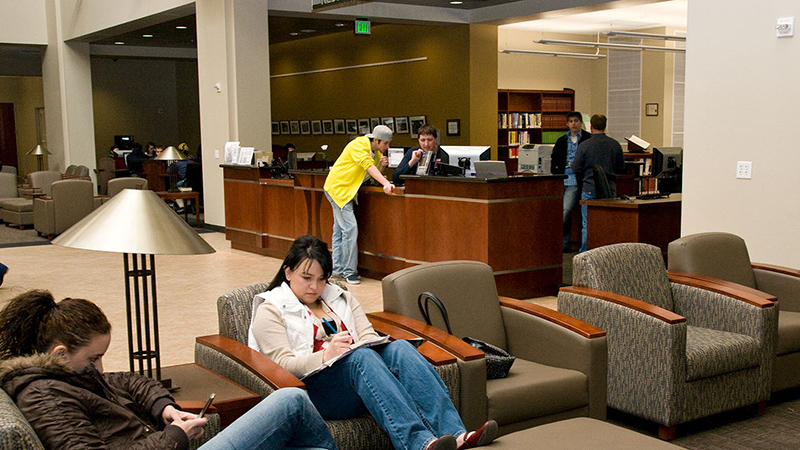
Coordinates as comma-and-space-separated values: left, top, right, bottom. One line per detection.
0, 232, 556, 373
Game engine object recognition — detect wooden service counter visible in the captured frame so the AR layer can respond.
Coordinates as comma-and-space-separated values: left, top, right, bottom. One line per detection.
222, 165, 564, 298
580, 193, 681, 256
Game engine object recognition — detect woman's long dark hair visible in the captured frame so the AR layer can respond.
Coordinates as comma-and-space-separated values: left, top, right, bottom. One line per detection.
0, 290, 111, 359
267, 235, 332, 291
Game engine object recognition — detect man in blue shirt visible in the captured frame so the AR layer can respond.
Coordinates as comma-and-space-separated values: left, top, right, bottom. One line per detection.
551, 112, 591, 252
392, 124, 448, 185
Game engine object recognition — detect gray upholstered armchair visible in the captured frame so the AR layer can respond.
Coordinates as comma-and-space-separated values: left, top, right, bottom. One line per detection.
194, 282, 461, 450
373, 260, 608, 436
33, 179, 103, 239
558, 243, 777, 439
668, 232, 800, 392
107, 177, 148, 197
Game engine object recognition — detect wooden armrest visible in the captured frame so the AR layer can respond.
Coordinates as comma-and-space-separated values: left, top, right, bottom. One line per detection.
499, 296, 606, 339
667, 271, 775, 308
195, 335, 305, 389
368, 312, 484, 361
559, 286, 685, 324
368, 317, 455, 366
752, 263, 800, 279
176, 401, 218, 415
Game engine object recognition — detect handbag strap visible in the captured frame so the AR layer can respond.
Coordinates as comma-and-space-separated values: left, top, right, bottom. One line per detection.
417, 291, 453, 335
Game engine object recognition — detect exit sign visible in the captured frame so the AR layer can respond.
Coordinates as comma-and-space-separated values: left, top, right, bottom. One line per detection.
355, 19, 371, 35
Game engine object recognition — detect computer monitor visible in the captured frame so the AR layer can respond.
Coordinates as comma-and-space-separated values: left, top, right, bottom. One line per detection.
652, 147, 682, 177
439, 146, 491, 176
114, 135, 134, 150
387, 148, 405, 168
652, 147, 683, 193
296, 152, 317, 162
518, 144, 554, 173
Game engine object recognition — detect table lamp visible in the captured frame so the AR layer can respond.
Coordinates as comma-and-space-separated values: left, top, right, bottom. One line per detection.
52, 189, 215, 385
154, 145, 187, 192
27, 144, 50, 172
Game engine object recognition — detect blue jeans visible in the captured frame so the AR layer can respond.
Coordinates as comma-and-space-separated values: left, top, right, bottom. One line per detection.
562, 185, 579, 249
579, 191, 596, 253
304, 340, 465, 450
200, 388, 336, 450
325, 191, 358, 278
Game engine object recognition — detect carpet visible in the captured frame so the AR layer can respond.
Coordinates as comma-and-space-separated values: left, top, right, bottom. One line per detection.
607, 390, 800, 449
0, 224, 49, 248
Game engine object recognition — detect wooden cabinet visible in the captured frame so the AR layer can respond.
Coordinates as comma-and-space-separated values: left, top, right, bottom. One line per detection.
497, 89, 575, 173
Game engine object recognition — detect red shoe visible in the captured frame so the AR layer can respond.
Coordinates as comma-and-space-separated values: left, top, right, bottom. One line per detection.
427, 434, 457, 450
458, 420, 498, 449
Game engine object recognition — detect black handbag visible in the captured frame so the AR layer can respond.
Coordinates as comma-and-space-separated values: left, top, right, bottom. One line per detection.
417, 291, 515, 379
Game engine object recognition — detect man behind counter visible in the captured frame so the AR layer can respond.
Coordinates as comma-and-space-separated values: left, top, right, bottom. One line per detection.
392, 124, 449, 185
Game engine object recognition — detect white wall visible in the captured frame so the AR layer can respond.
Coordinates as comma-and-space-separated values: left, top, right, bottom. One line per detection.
683, 0, 800, 266
0, 0, 47, 45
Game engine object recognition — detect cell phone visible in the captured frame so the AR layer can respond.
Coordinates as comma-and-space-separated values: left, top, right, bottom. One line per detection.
198, 393, 215, 419
321, 318, 338, 336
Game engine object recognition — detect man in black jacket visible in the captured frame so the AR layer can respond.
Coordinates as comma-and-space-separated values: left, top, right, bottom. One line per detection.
551, 112, 591, 252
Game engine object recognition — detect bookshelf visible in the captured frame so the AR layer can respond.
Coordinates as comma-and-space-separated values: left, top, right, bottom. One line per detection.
623, 152, 656, 195
497, 89, 575, 172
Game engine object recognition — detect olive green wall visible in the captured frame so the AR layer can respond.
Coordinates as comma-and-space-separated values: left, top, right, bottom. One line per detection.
269, 23, 484, 158
0, 76, 45, 175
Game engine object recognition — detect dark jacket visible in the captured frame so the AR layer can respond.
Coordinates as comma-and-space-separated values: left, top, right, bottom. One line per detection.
0, 353, 188, 450
392, 146, 448, 185
551, 131, 592, 175
570, 133, 626, 194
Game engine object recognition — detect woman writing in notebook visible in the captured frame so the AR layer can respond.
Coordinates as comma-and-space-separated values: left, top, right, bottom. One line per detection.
249, 235, 497, 450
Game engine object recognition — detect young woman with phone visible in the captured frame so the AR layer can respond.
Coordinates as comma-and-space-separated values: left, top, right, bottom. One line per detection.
0, 290, 337, 450
248, 235, 497, 450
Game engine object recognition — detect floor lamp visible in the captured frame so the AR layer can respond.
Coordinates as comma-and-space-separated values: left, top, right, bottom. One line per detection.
27, 144, 50, 172
155, 145, 187, 192
52, 189, 215, 385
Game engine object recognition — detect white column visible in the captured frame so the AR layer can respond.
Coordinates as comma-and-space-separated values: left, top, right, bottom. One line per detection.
196, 0, 271, 227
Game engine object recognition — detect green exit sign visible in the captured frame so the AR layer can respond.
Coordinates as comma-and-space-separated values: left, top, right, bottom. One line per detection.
355, 19, 371, 35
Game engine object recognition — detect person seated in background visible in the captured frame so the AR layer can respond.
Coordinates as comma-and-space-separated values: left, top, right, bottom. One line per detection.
249, 235, 498, 450
0, 290, 338, 450
153, 144, 164, 158
126, 142, 149, 177
392, 124, 449, 185
145, 142, 156, 157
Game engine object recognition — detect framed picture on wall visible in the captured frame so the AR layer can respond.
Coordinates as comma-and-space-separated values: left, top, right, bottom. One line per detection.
280, 121, 290, 134
290, 120, 300, 134
272, 122, 280, 135
395, 117, 409, 134
370, 117, 381, 130
334, 119, 346, 134
381, 117, 395, 132
446, 119, 460, 136
300, 120, 311, 135
346, 119, 358, 135
322, 119, 334, 135
409, 115, 427, 138
358, 118, 370, 135
312, 120, 322, 135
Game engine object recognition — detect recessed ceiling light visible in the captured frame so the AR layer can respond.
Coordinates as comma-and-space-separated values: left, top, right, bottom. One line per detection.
176, 25, 188, 30
450, 1, 463, 4
289, 32, 300, 36
335, 23, 345, 27
114, 41, 125, 45
142, 34, 153, 38
300, 29, 316, 33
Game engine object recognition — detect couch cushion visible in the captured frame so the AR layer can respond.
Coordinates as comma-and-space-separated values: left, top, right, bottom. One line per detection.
685, 326, 760, 381
486, 358, 587, 426
0, 389, 44, 450
777, 311, 800, 355
1, 199, 33, 212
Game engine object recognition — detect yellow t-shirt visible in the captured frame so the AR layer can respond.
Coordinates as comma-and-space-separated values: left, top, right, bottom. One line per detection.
323, 136, 381, 208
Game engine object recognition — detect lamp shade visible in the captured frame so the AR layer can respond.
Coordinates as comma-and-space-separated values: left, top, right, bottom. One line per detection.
52, 189, 215, 255
26, 144, 50, 156
154, 146, 187, 161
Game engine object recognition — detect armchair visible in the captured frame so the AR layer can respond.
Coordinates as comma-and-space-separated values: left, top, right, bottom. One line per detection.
668, 232, 800, 392
375, 260, 607, 436
18, 171, 62, 197
0, 172, 18, 202
33, 179, 101, 239
107, 177, 148, 197
558, 243, 776, 439
194, 282, 460, 450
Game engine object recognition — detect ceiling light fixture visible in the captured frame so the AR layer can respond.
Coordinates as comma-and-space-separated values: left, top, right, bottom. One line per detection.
535, 38, 685, 53
604, 30, 685, 41
335, 23, 345, 27
114, 41, 125, 45
501, 49, 606, 60
176, 25, 188, 30
450, 1, 463, 4
142, 34, 153, 38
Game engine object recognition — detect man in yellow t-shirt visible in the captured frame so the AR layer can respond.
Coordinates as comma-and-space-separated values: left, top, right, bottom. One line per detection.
323, 125, 395, 285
